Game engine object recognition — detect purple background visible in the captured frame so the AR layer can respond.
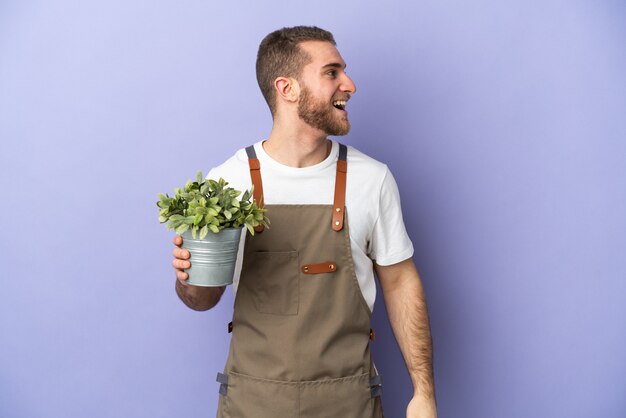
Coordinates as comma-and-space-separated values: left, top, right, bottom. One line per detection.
1, 1, 625, 417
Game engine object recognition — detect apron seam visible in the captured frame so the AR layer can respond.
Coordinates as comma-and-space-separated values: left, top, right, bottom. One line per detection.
229, 370, 370, 385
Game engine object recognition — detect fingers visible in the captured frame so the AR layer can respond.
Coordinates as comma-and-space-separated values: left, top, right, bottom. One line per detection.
176, 270, 189, 282
174, 257, 189, 282
172, 257, 191, 270
172, 246, 190, 260
172, 236, 190, 282
173, 235, 183, 247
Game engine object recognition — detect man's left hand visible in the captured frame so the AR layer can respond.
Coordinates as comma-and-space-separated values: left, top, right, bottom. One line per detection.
407, 395, 437, 418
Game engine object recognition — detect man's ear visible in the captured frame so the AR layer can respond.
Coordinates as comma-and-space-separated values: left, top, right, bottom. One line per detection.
274, 77, 300, 103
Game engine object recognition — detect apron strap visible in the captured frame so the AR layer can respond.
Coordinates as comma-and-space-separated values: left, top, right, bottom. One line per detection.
245, 145, 265, 233
332, 143, 348, 231
246, 142, 348, 232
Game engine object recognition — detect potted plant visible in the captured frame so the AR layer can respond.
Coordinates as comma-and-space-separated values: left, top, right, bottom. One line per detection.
157, 171, 269, 287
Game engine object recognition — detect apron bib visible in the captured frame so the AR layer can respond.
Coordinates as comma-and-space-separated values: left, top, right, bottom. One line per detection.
216, 144, 384, 418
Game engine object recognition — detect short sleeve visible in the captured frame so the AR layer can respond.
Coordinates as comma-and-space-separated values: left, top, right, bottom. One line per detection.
368, 168, 414, 266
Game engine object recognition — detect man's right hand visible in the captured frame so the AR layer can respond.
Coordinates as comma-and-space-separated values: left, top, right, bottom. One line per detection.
172, 235, 191, 283
172, 235, 226, 311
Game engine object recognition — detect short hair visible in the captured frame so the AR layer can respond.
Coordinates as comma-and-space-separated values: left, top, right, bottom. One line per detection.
256, 26, 336, 115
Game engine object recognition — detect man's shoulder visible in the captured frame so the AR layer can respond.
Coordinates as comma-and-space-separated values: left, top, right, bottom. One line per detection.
211, 147, 249, 172
206, 146, 252, 191
345, 143, 389, 178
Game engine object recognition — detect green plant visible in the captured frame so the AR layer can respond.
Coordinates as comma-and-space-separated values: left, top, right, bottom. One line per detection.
157, 171, 269, 238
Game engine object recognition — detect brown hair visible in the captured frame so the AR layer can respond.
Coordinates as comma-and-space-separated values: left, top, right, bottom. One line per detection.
256, 26, 336, 115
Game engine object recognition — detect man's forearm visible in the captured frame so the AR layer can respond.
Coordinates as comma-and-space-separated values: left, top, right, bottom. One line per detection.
175, 280, 225, 311
378, 260, 436, 402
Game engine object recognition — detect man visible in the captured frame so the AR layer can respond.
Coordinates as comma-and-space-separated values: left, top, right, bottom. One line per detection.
172, 26, 437, 418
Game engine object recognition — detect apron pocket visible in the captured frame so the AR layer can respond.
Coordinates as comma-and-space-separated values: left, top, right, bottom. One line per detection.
219, 371, 377, 418
244, 250, 299, 315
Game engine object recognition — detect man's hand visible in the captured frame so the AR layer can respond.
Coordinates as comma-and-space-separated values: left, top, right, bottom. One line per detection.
172, 235, 191, 282
407, 395, 437, 418
172, 235, 225, 311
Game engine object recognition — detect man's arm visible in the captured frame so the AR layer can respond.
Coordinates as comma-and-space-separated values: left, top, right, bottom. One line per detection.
375, 258, 437, 418
172, 235, 225, 311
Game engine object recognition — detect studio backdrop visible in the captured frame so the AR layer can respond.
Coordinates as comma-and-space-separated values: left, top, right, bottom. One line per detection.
1, 1, 624, 417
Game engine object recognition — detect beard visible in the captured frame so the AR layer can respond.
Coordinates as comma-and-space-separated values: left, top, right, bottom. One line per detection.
297, 85, 350, 136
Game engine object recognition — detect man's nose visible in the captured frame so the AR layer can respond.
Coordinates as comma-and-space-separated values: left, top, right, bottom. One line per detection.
341, 74, 357, 94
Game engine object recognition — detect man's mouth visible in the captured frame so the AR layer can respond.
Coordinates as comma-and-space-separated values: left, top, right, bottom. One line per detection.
332, 100, 347, 111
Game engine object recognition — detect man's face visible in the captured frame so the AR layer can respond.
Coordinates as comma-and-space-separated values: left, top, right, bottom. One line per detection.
295, 41, 357, 136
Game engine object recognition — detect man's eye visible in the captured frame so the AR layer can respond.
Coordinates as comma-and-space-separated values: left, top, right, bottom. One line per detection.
327, 70, 337, 77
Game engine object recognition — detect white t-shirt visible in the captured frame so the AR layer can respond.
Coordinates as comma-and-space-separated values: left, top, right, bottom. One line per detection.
207, 140, 414, 312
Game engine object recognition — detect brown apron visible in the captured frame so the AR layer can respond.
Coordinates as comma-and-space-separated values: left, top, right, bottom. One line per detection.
216, 143, 384, 418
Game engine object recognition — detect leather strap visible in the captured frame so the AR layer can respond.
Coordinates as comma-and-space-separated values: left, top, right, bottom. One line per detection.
301, 261, 338, 274
332, 144, 348, 231
245, 145, 265, 233
246, 143, 348, 233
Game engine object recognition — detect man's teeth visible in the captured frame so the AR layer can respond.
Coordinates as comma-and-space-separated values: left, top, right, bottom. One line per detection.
333, 100, 347, 109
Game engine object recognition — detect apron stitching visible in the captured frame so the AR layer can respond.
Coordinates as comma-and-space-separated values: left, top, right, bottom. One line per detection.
229, 370, 370, 385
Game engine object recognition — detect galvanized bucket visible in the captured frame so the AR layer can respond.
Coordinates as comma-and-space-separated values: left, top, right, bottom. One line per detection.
181, 227, 243, 287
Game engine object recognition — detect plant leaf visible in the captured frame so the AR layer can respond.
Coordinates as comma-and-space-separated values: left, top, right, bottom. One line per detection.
175, 224, 189, 234
169, 219, 183, 228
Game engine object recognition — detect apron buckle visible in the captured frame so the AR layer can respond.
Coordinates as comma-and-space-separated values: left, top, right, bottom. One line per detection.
216, 372, 229, 395
370, 374, 383, 398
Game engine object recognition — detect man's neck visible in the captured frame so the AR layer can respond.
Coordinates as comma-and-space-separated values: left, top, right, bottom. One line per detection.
263, 120, 332, 168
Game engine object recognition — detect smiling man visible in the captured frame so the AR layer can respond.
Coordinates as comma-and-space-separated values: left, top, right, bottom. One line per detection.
171, 26, 437, 418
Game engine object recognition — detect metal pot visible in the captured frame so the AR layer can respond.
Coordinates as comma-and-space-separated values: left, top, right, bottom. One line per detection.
181, 227, 243, 286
